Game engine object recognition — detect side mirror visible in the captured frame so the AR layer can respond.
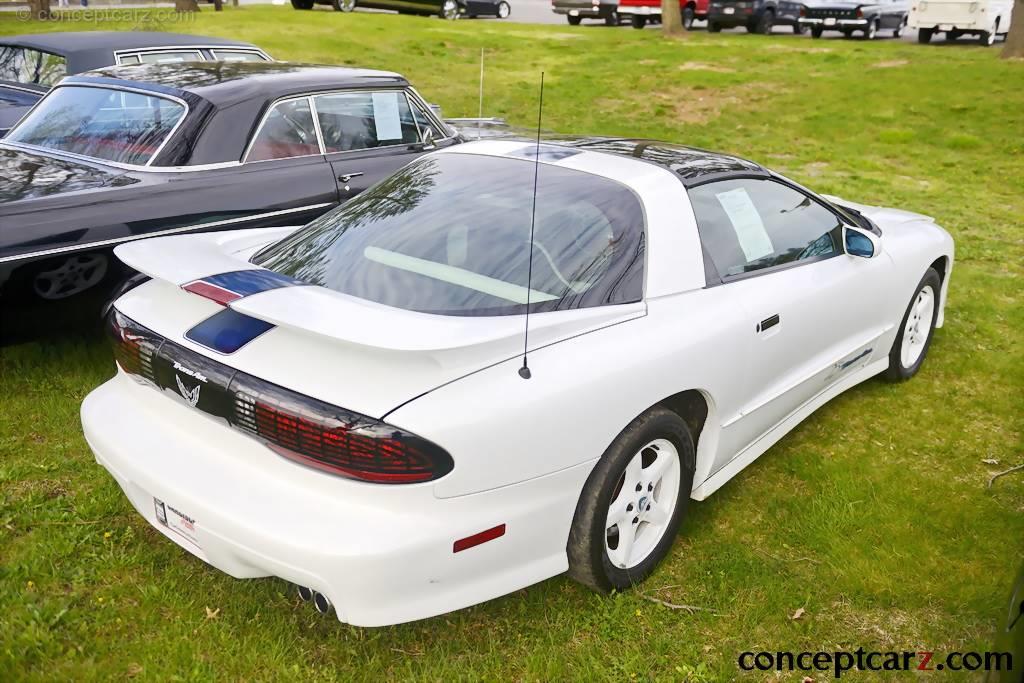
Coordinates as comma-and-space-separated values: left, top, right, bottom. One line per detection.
421, 127, 436, 150
844, 225, 881, 259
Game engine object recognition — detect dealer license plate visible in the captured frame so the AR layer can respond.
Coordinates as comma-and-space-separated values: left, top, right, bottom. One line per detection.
569, 9, 579, 15
824, 17, 836, 25
154, 497, 200, 548
724, 7, 734, 13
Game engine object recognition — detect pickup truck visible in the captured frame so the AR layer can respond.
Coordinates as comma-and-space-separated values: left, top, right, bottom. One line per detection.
618, 0, 709, 28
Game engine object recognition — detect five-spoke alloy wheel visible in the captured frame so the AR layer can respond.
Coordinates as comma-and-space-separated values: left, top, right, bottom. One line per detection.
568, 407, 695, 592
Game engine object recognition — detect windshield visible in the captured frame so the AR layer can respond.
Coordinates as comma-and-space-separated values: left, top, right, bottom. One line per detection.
255, 152, 646, 316
6, 85, 186, 166
0, 46, 66, 87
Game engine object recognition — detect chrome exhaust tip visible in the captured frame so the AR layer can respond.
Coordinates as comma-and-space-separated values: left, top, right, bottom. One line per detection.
296, 585, 313, 602
312, 591, 331, 615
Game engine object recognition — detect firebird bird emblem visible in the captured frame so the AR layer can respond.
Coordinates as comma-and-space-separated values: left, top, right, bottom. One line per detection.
175, 375, 201, 408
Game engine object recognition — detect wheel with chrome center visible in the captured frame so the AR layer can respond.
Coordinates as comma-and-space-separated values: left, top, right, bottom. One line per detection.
567, 407, 695, 592
497, 0, 510, 17
31, 253, 109, 301
332, 0, 356, 11
441, 0, 460, 19
885, 267, 941, 381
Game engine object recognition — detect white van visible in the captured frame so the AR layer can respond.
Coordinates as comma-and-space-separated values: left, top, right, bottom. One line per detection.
909, 0, 1014, 44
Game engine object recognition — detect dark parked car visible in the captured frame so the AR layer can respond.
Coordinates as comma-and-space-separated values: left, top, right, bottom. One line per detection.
0, 62, 458, 312
707, 0, 805, 32
0, 32, 271, 136
293, 0, 508, 19
552, 0, 622, 25
799, 0, 909, 38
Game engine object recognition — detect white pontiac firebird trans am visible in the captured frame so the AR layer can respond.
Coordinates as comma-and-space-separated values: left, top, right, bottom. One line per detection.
82, 137, 954, 626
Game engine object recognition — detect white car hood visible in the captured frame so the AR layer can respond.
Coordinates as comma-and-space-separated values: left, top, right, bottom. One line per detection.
114, 229, 646, 419
824, 194, 935, 227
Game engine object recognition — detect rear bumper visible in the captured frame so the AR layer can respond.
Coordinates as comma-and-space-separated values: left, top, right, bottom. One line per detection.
799, 17, 869, 26
707, 8, 757, 24
553, 3, 617, 17
82, 372, 585, 626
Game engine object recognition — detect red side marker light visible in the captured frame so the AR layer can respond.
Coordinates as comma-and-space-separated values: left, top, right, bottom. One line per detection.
183, 281, 242, 306
453, 524, 506, 553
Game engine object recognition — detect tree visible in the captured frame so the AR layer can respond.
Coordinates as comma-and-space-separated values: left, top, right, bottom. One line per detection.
214, 0, 223, 10
661, 0, 686, 36
1002, 0, 1024, 58
28, 0, 51, 20
175, 0, 200, 11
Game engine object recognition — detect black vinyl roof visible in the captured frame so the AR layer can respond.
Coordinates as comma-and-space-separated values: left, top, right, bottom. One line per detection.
0, 32, 262, 75
66, 61, 409, 108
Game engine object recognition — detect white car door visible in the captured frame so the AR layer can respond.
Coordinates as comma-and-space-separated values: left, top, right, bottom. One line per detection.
688, 177, 893, 468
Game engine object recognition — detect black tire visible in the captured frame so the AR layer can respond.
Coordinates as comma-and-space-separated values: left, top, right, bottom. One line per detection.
290, 0, 314, 8
682, 4, 695, 29
793, 22, 807, 34
811, 25, 823, 38
884, 268, 941, 382
567, 14, 582, 24
864, 18, 878, 39
708, 20, 722, 32
496, 0, 510, 17
567, 407, 696, 593
918, 27, 934, 43
604, 10, 619, 25
630, 14, 646, 28
978, 28, 995, 46
842, 27, 853, 37
331, 0, 355, 11
755, 9, 774, 34
893, 17, 906, 38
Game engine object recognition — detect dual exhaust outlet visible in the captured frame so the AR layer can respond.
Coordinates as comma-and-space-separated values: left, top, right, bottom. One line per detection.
296, 585, 332, 615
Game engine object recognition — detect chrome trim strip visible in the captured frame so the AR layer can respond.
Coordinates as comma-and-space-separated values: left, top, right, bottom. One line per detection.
0, 203, 333, 265
112, 46, 273, 64
0, 140, 241, 173
307, 95, 328, 156
3, 82, 190, 168
0, 82, 44, 95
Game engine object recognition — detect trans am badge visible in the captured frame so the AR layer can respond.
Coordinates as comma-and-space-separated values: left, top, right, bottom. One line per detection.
175, 375, 201, 408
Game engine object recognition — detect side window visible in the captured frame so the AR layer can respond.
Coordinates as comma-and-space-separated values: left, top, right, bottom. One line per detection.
688, 178, 841, 280
410, 100, 443, 140
313, 91, 420, 153
117, 50, 204, 65
210, 50, 270, 62
246, 98, 320, 162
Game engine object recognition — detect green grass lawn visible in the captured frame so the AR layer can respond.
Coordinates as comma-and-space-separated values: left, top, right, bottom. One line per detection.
1, 8, 1023, 681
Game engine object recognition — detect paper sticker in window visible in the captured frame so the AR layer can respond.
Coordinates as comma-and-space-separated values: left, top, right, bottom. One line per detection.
715, 187, 774, 262
372, 92, 403, 142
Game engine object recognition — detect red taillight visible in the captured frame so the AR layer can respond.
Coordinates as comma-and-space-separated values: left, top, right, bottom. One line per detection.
233, 376, 453, 484
856, 7, 863, 16
107, 309, 157, 379
799, 5, 806, 16
107, 309, 453, 485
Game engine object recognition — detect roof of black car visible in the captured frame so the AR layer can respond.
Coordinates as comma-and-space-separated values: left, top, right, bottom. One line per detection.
531, 136, 767, 185
0, 32, 261, 74
65, 62, 409, 108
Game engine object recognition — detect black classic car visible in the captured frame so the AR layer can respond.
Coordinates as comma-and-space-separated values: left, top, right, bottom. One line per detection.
293, 0, 510, 19
798, 0, 909, 38
707, 0, 806, 33
0, 32, 271, 136
552, 0, 622, 25
0, 61, 458, 313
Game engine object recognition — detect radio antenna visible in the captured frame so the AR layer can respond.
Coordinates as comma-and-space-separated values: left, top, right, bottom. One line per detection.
477, 48, 484, 140
518, 71, 544, 380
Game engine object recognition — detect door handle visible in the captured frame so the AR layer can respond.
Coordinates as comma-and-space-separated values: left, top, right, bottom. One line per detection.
756, 314, 780, 333
337, 172, 364, 183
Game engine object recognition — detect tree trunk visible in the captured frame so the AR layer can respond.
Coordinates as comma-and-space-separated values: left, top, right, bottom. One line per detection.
214, 0, 223, 10
1001, 0, 1024, 57
662, 0, 686, 36
175, 0, 200, 11
28, 0, 51, 20
232, 0, 239, 6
